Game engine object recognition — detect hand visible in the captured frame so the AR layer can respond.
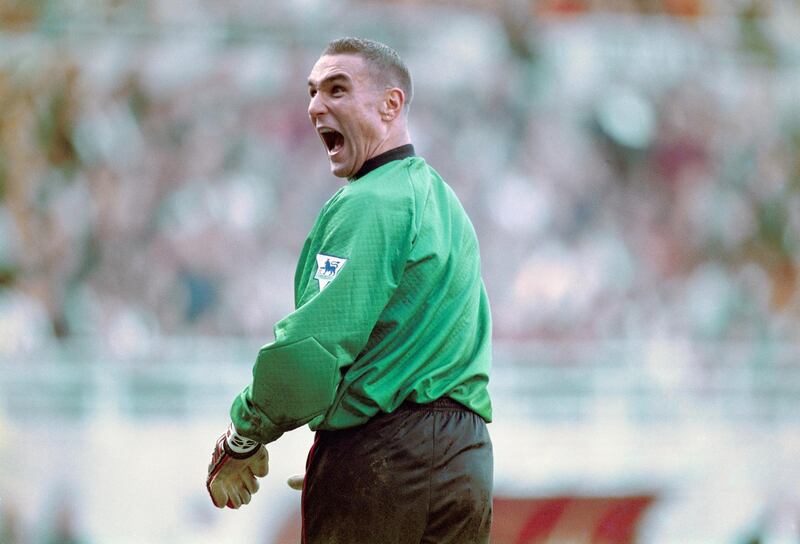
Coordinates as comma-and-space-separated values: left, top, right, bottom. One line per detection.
206, 424, 269, 509
287, 474, 305, 491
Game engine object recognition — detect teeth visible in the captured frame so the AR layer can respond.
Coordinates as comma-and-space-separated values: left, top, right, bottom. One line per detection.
319, 127, 334, 134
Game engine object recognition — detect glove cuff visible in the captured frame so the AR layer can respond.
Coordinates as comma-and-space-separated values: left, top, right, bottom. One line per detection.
223, 422, 260, 459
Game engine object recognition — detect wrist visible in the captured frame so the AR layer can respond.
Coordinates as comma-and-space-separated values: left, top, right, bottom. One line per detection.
223, 422, 260, 459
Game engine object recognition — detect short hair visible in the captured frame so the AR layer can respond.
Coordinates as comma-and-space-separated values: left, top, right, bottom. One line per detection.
322, 37, 413, 111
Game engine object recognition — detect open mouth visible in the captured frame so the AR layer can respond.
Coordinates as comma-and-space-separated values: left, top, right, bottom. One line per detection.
319, 128, 344, 156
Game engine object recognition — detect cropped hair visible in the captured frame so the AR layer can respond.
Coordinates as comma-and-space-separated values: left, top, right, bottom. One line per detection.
323, 37, 413, 111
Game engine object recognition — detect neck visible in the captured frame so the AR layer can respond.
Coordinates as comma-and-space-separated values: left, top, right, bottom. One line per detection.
350, 143, 415, 180
371, 125, 411, 160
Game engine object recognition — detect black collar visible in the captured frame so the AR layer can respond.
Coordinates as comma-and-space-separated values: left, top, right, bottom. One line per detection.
350, 144, 415, 181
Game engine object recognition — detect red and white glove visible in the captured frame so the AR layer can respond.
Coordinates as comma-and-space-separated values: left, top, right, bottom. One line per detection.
206, 423, 269, 509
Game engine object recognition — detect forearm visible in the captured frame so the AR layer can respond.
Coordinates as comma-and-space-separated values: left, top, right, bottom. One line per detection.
230, 335, 339, 444
229, 386, 285, 445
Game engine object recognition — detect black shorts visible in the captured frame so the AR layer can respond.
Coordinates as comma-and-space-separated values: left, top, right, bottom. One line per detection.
301, 397, 493, 544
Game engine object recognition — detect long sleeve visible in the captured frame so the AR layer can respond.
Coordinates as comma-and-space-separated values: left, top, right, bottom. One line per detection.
230, 179, 416, 444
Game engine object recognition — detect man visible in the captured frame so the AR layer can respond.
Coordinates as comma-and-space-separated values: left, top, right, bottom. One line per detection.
206, 37, 493, 543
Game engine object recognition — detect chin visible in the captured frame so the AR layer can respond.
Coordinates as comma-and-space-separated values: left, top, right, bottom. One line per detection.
329, 166, 349, 178
329, 161, 355, 178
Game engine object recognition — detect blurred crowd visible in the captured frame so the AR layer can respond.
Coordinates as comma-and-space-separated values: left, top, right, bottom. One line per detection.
1, 0, 799, 355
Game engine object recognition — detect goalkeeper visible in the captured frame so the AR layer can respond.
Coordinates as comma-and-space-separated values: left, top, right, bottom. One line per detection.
206, 37, 493, 543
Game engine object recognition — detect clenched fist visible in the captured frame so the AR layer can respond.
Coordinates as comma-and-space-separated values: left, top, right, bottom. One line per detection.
206, 423, 269, 509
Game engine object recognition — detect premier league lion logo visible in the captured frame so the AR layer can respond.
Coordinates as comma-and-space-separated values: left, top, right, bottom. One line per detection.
315, 253, 348, 290
322, 258, 339, 277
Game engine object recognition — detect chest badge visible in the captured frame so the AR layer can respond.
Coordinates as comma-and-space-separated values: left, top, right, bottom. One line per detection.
314, 254, 348, 291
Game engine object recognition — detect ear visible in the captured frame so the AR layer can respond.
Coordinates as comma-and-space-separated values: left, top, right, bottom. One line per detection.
381, 88, 405, 121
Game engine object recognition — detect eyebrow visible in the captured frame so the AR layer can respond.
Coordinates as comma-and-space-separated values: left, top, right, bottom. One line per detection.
307, 73, 351, 88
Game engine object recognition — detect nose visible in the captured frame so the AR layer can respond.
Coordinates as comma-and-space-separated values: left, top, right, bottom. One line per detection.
308, 93, 326, 120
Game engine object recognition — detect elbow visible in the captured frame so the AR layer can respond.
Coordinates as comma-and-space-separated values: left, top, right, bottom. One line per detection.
251, 337, 338, 426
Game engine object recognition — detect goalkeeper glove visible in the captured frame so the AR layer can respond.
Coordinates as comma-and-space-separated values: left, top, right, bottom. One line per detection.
287, 474, 304, 491
206, 423, 269, 509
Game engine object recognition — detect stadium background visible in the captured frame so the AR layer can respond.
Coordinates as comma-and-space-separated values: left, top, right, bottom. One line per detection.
1, 0, 799, 542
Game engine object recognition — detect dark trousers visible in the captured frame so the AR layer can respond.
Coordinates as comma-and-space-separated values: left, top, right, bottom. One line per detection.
301, 398, 493, 544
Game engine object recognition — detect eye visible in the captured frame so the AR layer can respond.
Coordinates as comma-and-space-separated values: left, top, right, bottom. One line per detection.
309, 88, 317, 98
331, 85, 345, 96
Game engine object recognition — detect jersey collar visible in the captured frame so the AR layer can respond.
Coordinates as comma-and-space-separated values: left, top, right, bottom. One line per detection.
349, 144, 416, 181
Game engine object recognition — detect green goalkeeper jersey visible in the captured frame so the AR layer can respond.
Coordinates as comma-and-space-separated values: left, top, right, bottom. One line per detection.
231, 145, 492, 444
